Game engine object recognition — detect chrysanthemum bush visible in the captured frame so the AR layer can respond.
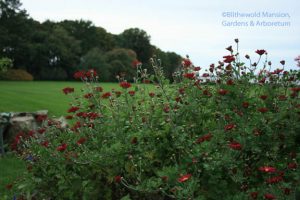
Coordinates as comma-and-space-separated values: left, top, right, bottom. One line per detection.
15, 40, 300, 200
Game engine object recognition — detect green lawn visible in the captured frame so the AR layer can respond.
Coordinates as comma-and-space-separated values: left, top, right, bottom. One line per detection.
0, 153, 26, 198
0, 81, 118, 117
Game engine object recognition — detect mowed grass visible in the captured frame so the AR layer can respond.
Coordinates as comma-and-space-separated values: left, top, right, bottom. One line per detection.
0, 81, 119, 117
0, 154, 26, 198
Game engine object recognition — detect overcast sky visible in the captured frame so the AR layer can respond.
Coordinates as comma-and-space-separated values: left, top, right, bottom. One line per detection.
21, 0, 300, 70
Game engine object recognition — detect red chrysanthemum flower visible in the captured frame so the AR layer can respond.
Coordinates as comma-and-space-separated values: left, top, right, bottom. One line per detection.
278, 95, 287, 101
259, 166, 276, 173
229, 141, 242, 150
260, 95, 268, 100
196, 133, 212, 144
62, 87, 74, 95
114, 175, 122, 183
287, 162, 297, 169
258, 107, 268, 113
266, 176, 283, 184
182, 59, 192, 67
161, 176, 169, 182
36, 114, 47, 122
178, 174, 192, 183
250, 192, 258, 199
84, 93, 93, 99
101, 92, 111, 99
73, 71, 86, 79
226, 79, 234, 85
163, 105, 170, 113
149, 92, 155, 98
202, 73, 210, 77
119, 81, 131, 89
264, 193, 276, 200
57, 143, 67, 152
256, 49, 266, 56
77, 137, 87, 145
41, 141, 49, 147
37, 128, 46, 134
194, 66, 201, 71
218, 89, 229, 95
183, 73, 195, 79
128, 90, 135, 96
223, 55, 235, 63
242, 102, 250, 108
67, 106, 80, 113
224, 123, 236, 131
290, 87, 300, 93
132, 60, 142, 68
86, 69, 97, 78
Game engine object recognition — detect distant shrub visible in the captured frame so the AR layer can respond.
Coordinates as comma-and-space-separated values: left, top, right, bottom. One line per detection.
38, 67, 68, 80
0, 69, 34, 81
0, 57, 13, 72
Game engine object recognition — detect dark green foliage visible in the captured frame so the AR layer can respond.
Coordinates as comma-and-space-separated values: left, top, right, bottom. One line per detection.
0, 2, 182, 81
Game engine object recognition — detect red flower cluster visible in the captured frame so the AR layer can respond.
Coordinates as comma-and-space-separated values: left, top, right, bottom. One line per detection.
287, 162, 297, 169
259, 166, 276, 173
41, 141, 49, 147
132, 59, 141, 68
178, 174, 192, 183
218, 89, 229, 95
119, 81, 131, 89
195, 133, 212, 144
264, 193, 275, 200
183, 73, 195, 79
62, 87, 74, 95
258, 107, 268, 113
194, 66, 201, 71
182, 58, 192, 67
260, 95, 268, 100
35, 114, 47, 122
223, 55, 235, 63
229, 141, 242, 150
242, 102, 250, 108
73, 71, 85, 79
67, 106, 80, 113
149, 92, 155, 98
57, 143, 67, 152
115, 175, 122, 183
266, 176, 283, 184
77, 137, 87, 145
101, 92, 111, 99
84, 93, 93, 99
128, 91, 135, 96
224, 123, 236, 131
86, 69, 97, 78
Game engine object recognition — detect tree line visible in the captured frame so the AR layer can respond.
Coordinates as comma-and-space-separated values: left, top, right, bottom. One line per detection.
0, 0, 182, 81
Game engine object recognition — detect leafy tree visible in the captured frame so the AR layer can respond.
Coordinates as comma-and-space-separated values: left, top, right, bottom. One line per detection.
117, 28, 153, 64
77, 47, 110, 81
59, 20, 116, 53
104, 48, 137, 81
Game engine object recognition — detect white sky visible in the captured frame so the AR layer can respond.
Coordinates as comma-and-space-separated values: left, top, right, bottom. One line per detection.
21, 0, 300, 70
